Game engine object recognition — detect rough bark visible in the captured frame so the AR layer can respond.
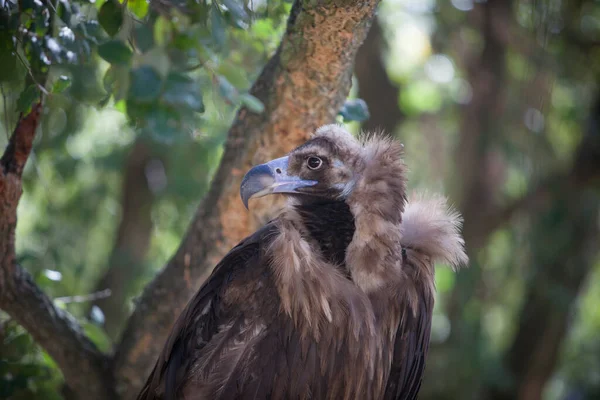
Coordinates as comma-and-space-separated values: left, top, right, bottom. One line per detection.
354, 17, 404, 134
113, 1, 381, 397
0, 104, 115, 400
90, 140, 156, 341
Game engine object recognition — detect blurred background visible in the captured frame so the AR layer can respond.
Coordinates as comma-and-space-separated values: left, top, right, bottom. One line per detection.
1, 0, 599, 399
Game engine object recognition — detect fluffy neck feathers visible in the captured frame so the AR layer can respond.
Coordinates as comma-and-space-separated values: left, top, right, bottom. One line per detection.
344, 136, 408, 292
294, 201, 355, 270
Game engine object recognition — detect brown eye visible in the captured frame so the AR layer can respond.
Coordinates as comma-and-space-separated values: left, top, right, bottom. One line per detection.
307, 156, 323, 170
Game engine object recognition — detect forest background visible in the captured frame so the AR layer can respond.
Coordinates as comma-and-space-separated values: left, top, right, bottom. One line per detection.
0, 0, 599, 399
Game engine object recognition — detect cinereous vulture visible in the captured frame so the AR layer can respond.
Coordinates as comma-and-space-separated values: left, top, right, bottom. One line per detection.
137, 125, 468, 400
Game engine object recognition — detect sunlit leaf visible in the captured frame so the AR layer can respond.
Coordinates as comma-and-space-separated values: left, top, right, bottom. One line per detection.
154, 16, 172, 47
127, 0, 149, 19
240, 93, 264, 113
98, 0, 123, 37
52, 75, 71, 93
114, 99, 127, 113
338, 99, 370, 122
97, 40, 133, 65
89, 305, 105, 325
129, 66, 162, 101
43, 269, 62, 282
217, 75, 238, 103
45, 37, 63, 63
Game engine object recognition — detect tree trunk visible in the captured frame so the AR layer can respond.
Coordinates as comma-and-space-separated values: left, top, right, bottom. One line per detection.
354, 17, 404, 135
433, 2, 512, 397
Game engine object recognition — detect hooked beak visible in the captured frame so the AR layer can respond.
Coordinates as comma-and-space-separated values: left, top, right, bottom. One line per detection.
240, 156, 318, 209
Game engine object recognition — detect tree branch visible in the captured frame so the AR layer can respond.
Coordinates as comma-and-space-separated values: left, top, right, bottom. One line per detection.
113, 0, 381, 397
0, 104, 115, 400
1, 104, 42, 176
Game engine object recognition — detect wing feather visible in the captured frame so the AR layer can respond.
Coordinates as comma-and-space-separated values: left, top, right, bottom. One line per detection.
136, 223, 274, 400
383, 273, 433, 400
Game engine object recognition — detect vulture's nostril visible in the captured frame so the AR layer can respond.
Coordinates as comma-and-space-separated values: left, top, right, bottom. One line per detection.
275, 168, 282, 174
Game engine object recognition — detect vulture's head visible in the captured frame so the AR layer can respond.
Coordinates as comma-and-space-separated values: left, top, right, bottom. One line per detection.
241, 124, 407, 221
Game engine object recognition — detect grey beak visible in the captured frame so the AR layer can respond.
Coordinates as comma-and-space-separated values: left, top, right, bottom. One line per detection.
240, 156, 318, 209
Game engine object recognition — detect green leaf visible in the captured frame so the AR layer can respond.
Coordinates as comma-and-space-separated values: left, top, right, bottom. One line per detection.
240, 93, 264, 113
98, 0, 123, 37
97, 40, 132, 65
52, 75, 71, 93
82, 319, 111, 352
127, 0, 149, 19
103, 66, 117, 93
115, 99, 127, 113
17, 85, 39, 113
338, 99, 370, 122
162, 73, 204, 113
154, 16, 172, 47
129, 66, 162, 102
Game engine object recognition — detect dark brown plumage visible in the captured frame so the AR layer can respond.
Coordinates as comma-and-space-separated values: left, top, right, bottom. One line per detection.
137, 125, 468, 400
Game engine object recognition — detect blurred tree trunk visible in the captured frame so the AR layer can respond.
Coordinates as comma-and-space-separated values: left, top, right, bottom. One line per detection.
90, 140, 157, 341
354, 17, 404, 134
426, 2, 513, 398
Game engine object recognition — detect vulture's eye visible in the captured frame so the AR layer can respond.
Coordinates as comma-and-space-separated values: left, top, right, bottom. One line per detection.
306, 156, 323, 170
